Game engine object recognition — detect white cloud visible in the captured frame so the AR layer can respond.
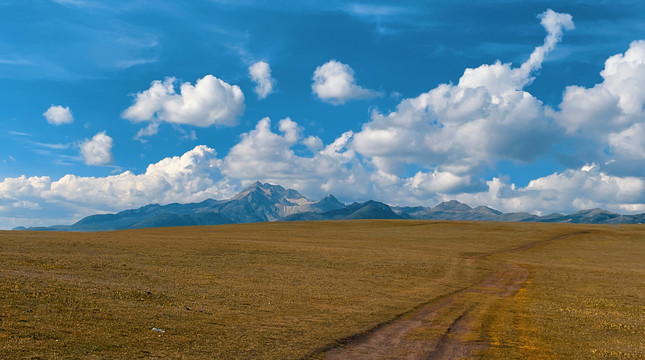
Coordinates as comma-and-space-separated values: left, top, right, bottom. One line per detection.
554, 40, 645, 135
3, 115, 645, 229
405, 170, 487, 195
608, 123, 645, 159
80, 131, 114, 166
221, 117, 370, 200
7, 9, 645, 228
43, 105, 74, 125
222, 117, 309, 179
122, 75, 245, 137
525, 165, 645, 205
249, 61, 276, 99
303, 135, 323, 152
517, 9, 574, 81
312, 60, 381, 105
552, 40, 645, 172
135, 123, 160, 141
352, 9, 573, 175
453, 165, 645, 215
0, 146, 234, 227
48, 146, 232, 210
213, 116, 645, 214
0, 175, 51, 201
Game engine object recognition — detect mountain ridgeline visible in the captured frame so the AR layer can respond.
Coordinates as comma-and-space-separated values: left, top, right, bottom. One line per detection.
18, 182, 645, 231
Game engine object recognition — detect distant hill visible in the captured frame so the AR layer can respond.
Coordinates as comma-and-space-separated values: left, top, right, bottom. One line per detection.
21, 182, 345, 231
17, 182, 645, 231
283, 200, 403, 221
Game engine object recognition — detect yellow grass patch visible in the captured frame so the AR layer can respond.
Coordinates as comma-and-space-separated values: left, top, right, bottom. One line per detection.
0, 220, 643, 359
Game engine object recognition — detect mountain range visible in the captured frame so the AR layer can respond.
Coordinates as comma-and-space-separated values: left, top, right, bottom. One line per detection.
16, 182, 645, 231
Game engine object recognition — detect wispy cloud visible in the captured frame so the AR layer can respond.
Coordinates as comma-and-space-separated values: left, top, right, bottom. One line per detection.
23, 141, 72, 157
342, 3, 413, 18
31, 141, 71, 150
8, 130, 32, 137
8, 131, 74, 162
340, 3, 422, 34
51, 0, 88, 6
0, 2, 161, 80
116, 58, 158, 69
0, 57, 33, 66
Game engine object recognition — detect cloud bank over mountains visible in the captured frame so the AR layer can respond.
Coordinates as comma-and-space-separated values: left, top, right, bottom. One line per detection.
3, 9, 645, 228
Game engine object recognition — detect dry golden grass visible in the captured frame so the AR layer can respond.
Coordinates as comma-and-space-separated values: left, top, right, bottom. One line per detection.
0, 220, 643, 359
482, 227, 645, 359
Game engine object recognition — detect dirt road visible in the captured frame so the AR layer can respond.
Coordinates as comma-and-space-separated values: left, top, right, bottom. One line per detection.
322, 263, 527, 360
317, 232, 589, 360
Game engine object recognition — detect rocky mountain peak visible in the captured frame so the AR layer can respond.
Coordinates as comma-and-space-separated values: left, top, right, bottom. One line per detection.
17, 182, 644, 231
432, 200, 473, 212
233, 182, 300, 201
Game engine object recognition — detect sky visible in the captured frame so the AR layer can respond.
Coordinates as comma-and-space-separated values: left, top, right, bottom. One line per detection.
2, 0, 645, 228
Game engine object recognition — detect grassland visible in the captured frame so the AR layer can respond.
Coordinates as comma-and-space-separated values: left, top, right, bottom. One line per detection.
0, 220, 643, 359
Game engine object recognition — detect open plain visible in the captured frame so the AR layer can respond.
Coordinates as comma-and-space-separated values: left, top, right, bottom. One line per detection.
1, 220, 644, 359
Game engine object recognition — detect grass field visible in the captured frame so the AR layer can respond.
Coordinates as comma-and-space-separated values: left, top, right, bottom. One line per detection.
1, 220, 644, 359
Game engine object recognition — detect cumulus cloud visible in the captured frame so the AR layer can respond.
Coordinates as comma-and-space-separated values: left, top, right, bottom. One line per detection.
608, 123, 645, 160
122, 75, 245, 137
551, 40, 645, 172
249, 61, 276, 99
4, 115, 645, 229
453, 165, 645, 215
221, 117, 367, 198
80, 131, 113, 166
43, 105, 74, 125
0, 146, 233, 226
312, 60, 381, 104
49, 146, 231, 210
223, 117, 307, 180
0, 175, 51, 201
0, 125, 366, 227
405, 170, 487, 195
303, 135, 323, 152
352, 9, 573, 174
7, 9, 645, 228
218, 118, 645, 213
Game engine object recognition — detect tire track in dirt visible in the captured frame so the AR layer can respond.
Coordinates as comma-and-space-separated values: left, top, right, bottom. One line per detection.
312, 231, 591, 360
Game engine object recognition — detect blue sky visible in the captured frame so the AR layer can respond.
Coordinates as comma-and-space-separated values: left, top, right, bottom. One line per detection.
2, 0, 645, 228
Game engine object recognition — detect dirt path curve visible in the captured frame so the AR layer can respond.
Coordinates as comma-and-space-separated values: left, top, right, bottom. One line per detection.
322, 263, 527, 360
314, 231, 590, 360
